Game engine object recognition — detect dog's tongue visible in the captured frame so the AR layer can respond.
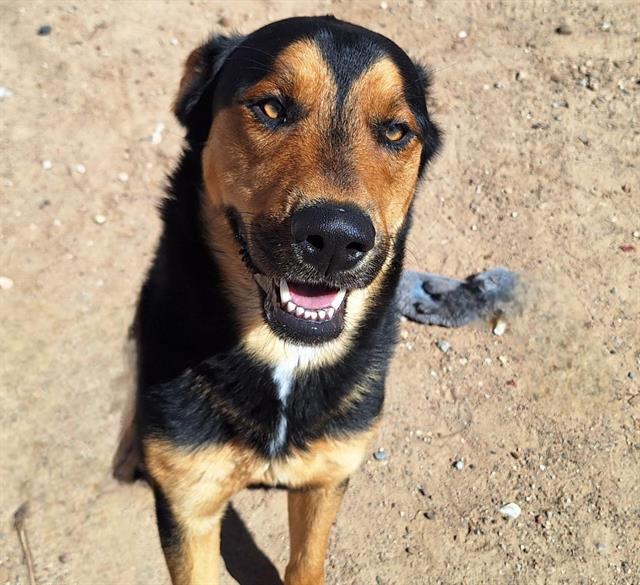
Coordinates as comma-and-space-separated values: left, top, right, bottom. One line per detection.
288, 282, 340, 310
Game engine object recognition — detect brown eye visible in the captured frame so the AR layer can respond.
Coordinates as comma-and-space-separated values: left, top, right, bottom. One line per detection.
384, 123, 407, 142
260, 99, 284, 120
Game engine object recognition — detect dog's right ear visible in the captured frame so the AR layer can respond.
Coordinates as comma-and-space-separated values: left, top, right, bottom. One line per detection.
173, 33, 244, 131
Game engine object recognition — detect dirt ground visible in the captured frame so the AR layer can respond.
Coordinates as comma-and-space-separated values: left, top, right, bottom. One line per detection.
1, 1, 639, 584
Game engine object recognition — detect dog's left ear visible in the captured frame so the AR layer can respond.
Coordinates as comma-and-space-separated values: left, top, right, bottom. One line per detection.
173, 33, 245, 134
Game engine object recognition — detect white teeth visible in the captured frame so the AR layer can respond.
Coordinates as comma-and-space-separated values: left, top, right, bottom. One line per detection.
276, 283, 347, 321
331, 289, 346, 309
279, 278, 291, 303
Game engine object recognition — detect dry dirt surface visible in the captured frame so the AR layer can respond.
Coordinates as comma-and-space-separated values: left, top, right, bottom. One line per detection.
1, 1, 639, 584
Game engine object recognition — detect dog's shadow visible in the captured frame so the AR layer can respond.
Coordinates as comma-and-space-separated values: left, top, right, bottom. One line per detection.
221, 504, 283, 585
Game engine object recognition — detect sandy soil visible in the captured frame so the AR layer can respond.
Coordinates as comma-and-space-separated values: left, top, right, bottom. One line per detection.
1, 1, 639, 584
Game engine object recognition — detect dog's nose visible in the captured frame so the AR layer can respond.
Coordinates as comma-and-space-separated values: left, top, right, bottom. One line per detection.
291, 204, 376, 275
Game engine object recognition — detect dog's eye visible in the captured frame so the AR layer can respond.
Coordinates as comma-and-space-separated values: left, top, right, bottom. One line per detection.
257, 99, 285, 121
384, 123, 408, 143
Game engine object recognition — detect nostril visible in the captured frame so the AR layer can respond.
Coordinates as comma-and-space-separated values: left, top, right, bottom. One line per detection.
346, 241, 367, 254
307, 234, 324, 250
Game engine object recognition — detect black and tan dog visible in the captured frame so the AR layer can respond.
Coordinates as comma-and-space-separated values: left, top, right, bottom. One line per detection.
113, 15, 517, 585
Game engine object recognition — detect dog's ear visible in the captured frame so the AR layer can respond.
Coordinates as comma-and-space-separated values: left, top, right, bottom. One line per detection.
173, 33, 245, 130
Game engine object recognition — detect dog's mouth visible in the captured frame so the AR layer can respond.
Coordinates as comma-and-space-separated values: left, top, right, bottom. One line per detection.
254, 275, 349, 344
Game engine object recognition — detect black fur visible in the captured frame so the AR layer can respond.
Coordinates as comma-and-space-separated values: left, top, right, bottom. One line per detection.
136, 16, 437, 458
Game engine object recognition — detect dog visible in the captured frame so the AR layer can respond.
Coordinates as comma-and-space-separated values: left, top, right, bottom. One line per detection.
114, 14, 450, 585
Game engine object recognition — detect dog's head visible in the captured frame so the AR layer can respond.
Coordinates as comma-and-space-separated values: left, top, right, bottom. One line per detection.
175, 16, 441, 351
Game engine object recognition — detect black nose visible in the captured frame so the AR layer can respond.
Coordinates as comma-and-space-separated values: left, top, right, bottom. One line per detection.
291, 204, 376, 275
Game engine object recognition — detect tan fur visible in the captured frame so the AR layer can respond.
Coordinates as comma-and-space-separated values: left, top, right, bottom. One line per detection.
144, 429, 375, 585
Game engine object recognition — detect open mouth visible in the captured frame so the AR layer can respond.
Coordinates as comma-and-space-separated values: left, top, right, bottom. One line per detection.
255, 275, 349, 344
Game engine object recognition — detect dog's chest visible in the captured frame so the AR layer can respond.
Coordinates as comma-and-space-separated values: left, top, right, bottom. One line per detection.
269, 359, 296, 456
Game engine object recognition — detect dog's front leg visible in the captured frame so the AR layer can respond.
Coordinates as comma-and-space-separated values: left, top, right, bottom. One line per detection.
284, 480, 349, 585
145, 439, 242, 585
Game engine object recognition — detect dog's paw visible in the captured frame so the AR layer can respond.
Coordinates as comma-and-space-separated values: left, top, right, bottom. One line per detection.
396, 267, 520, 327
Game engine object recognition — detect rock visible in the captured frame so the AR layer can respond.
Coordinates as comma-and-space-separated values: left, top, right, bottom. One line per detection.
633, 231, 640, 239
151, 122, 165, 145
629, 372, 637, 380
74, 163, 86, 174
217, 16, 231, 27
515, 71, 527, 81
380, 1, 388, 9
458, 30, 468, 39
117, 171, 129, 183
0, 86, 13, 99
373, 448, 387, 461
169, 37, 179, 46
42, 159, 52, 170
595, 542, 606, 552
93, 214, 107, 225
452, 458, 464, 471
494, 81, 505, 89
498, 355, 508, 365
493, 320, 507, 336
499, 502, 521, 519
552, 99, 569, 108
621, 184, 631, 193
555, 23, 572, 35
436, 340, 450, 353
0, 276, 14, 290
423, 511, 437, 520
600, 21, 612, 31
37, 24, 52, 36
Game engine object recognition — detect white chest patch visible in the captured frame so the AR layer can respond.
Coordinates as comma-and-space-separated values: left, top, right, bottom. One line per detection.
268, 345, 317, 456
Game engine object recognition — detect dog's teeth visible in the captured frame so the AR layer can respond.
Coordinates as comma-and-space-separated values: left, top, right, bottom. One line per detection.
279, 278, 291, 303
304, 310, 316, 320
318, 309, 326, 320
254, 273, 271, 293
326, 307, 335, 319
286, 301, 296, 313
295, 306, 305, 317
331, 289, 346, 309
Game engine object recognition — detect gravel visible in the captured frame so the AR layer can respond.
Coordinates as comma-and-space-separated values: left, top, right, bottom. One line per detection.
499, 502, 522, 519
0, 276, 14, 290
436, 340, 451, 353
452, 458, 464, 471
373, 448, 387, 461
555, 23, 572, 35
93, 214, 107, 225
37, 25, 52, 36
493, 320, 507, 336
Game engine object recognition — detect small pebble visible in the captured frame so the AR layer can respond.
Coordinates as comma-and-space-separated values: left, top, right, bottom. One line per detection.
600, 21, 611, 31
453, 458, 464, 471
373, 448, 387, 461
552, 99, 569, 108
457, 30, 468, 39
217, 16, 231, 27
436, 340, 450, 353
493, 320, 507, 336
400, 330, 409, 340
595, 542, 606, 552
620, 244, 636, 253
42, 159, 52, 170
151, 122, 165, 145
380, 1, 388, 9
498, 355, 508, 365
515, 71, 527, 81
169, 37, 179, 46
555, 23, 572, 35
629, 372, 637, 380
632, 231, 640, 239
494, 81, 505, 89
74, 164, 86, 174
117, 171, 129, 183
37, 25, 52, 36
0, 86, 13, 99
622, 184, 631, 193
93, 214, 107, 225
511, 211, 518, 218
423, 511, 437, 520
499, 502, 521, 519
0, 276, 14, 290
